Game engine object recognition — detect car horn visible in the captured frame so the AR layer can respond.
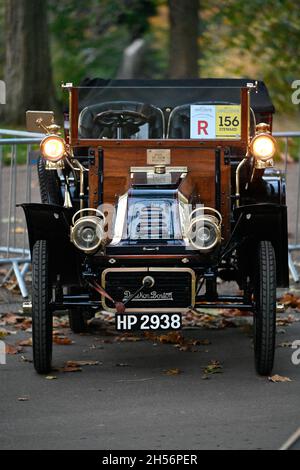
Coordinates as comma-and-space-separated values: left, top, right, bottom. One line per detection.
70, 209, 106, 254
186, 207, 222, 251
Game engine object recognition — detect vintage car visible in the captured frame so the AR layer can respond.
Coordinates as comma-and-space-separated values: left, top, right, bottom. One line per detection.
23, 78, 288, 375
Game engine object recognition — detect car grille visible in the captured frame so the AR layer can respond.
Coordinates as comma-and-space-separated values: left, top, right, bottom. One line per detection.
128, 200, 174, 240
102, 269, 194, 311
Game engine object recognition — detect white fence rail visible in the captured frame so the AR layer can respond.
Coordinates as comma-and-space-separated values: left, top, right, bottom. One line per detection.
0, 129, 43, 297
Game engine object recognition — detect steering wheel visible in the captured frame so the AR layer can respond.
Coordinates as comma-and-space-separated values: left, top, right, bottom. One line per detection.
94, 110, 148, 129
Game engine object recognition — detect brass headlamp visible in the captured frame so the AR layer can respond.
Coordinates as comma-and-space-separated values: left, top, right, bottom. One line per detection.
249, 123, 277, 168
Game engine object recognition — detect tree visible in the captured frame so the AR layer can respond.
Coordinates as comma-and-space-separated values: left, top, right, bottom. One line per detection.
1, 0, 56, 125
202, 0, 300, 114
168, 0, 200, 78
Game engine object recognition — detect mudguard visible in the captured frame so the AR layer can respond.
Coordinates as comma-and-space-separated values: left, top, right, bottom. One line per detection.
21, 203, 80, 284
233, 203, 289, 287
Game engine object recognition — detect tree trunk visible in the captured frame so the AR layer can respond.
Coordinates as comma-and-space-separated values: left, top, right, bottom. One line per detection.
117, 39, 147, 79
168, 0, 200, 79
1, 0, 56, 125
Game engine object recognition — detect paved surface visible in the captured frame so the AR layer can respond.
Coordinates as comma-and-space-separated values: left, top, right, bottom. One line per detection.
1, 312, 300, 450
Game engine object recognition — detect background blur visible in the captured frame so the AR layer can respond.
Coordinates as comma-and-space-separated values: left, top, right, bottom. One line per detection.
0, 0, 299, 130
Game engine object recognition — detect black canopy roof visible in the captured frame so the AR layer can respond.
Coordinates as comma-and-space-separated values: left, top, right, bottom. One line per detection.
78, 78, 275, 114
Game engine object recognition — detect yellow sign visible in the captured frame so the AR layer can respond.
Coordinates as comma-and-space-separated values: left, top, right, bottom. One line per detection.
215, 105, 241, 139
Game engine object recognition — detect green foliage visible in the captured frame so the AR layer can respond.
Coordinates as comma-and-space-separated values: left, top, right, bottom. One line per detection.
0, 0, 299, 118
48, 0, 159, 98
200, 0, 300, 114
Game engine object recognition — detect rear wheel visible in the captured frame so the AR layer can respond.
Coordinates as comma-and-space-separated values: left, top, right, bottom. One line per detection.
32, 240, 53, 374
68, 309, 87, 333
253, 241, 277, 376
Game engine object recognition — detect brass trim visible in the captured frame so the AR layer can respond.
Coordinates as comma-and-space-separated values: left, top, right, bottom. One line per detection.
130, 166, 187, 174
101, 267, 196, 313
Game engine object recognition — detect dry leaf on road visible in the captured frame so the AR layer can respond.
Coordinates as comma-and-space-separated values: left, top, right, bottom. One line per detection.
18, 338, 32, 347
164, 368, 181, 376
203, 360, 223, 375
115, 334, 142, 343
279, 293, 300, 309
53, 336, 73, 345
6, 343, 22, 355
0, 328, 9, 338
61, 364, 82, 373
268, 374, 292, 383
66, 360, 100, 367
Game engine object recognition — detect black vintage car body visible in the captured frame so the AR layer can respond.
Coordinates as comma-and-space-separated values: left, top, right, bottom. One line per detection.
23, 79, 288, 375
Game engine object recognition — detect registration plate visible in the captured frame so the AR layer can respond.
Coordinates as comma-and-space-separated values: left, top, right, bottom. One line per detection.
115, 313, 182, 331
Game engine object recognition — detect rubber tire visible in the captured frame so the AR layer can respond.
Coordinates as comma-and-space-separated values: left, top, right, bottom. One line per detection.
68, 309, 87, 334
37, 156, 63, 205
253, 241, 277, 376
32, 240, 53, 374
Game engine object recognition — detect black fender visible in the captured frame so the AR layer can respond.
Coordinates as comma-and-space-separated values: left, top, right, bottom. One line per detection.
21, 203, 80, 285
229, 203, 289, 287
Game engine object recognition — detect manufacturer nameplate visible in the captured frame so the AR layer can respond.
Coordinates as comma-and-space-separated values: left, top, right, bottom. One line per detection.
147, 149, 171, 165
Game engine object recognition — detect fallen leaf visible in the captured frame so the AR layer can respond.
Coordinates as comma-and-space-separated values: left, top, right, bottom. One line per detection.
268, 374, 292, 383
17, 319, 32, 331
115, 334, 142, 343
279, 293, 300, 309
66, 360, 99, 367
220, 308, 251, 318
18, 338, 32, 347
1, 313, 24, 325
53, 336, 73, 345
276, 315, 300, 326
6, 344, 22, 355
159, 331, 183, 344
164, 368, 181, 376
192, 339, 211, 346
61, 364, 82, 373
0, 328, 9, 338
203, 360, 223, 375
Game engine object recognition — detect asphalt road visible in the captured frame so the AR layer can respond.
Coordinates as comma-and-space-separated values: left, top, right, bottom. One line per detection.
1, 312, 300, 450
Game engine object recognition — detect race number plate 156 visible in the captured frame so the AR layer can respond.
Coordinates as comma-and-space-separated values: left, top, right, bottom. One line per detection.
115, 313, 182, 331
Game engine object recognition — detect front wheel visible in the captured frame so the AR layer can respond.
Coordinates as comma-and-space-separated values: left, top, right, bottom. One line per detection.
253, 241, 277, 376
32, 240, 53, 374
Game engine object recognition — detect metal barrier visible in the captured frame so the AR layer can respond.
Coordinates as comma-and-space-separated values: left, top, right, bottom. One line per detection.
273, 132, 300, 283
0, 129, 43, 297
0, 129, 300, 298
